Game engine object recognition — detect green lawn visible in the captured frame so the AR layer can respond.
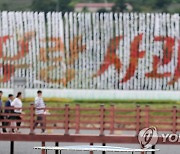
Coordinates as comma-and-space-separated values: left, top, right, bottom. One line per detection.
22, 99, 180, 109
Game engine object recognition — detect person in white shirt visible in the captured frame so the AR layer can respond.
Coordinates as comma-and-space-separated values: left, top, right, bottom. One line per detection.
11, 92, 23, 133
33, 90, 46, 133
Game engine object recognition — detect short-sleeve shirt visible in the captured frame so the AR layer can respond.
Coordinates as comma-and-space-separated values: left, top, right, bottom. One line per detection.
34, 97, 45, 114
11, 98, 22, 113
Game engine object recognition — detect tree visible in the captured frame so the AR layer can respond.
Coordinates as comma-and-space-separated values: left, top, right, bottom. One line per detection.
31, 0, 73, 12
56, 0, 73, 12
1, 3, 9, 10
155, 0, 171, 8
112, 0, 127, 12
97, 8, 109, 13
31, 0, 56, 12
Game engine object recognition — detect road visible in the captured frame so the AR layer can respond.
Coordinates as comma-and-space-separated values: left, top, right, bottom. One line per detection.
0, 142, 179, 154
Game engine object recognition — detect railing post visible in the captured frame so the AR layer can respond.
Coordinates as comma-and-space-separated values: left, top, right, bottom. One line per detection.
136, 105, 141, 135
151, 145, 155, 154
102, 143, 106, 154
64, 104, 69, 135
10, 141, 14, 154
55, 142, 59, 154
145, 105, 150, 128
172, 106, 177, 133
41, 142, 45, 154
75, 104, 80, 134
110, 104, 115, 134
43, 112, 46, 133
90, 143, 93, 154
100, 104, 105, 136
29, 103, 35, 134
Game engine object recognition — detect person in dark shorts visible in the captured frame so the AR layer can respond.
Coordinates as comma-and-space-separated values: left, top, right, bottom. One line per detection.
33, 90, 46, 133
4, 94, 14, 132
0, 91, 6, 133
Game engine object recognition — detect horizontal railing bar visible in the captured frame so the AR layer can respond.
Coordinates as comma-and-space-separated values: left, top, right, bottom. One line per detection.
149, 122, 173, 125
45, 107, 65, 110
148, 115, 173, 119
0, 113, 30, 116
113, 128, 136, 131
0, 126, 30, 129
79, 121, 100, 124
79, 108, 100, 111
45, 114, 65, 117
115, 121, 136, 125
45, 126, 65, 129
1, 107, 30, 110
115, 115, 136, 119
79, 127, 100, 130
45, 120, 65, 123
79, 115, 100, 118
149, 109, 172, 112
115, 109, 136, 112
0, 119, 30, 123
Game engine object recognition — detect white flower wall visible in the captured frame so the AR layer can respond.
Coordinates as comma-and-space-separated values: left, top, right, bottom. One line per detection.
0, 12, 179, 90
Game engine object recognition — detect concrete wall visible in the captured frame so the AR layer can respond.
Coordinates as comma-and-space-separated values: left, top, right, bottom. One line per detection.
1, 89, 180, 101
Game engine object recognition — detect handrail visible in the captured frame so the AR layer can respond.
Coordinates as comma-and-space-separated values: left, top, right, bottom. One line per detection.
0, 104, 179, 135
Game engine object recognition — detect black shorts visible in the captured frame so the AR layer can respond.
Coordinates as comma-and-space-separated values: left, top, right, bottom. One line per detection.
11, 113, 21, 120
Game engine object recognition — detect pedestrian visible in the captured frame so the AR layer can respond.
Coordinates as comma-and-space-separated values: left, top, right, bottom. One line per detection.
0, 91, 6, 133
11, 92, 23, 133
33, 90, 46, 133
4, 94, 14, 133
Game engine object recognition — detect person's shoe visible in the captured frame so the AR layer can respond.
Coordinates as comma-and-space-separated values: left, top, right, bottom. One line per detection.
2, 129, 7, 133
2, 131, 8, 134
41, 130, 46, 134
